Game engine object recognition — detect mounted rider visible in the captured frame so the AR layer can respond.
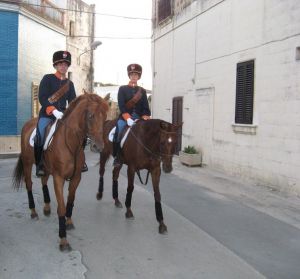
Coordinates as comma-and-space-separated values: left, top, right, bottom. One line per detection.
113, 63, 151, 167
34, 50, 89, 177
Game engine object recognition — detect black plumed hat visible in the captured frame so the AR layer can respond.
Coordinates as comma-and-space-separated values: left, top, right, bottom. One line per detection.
53, 51, 71, 67
127, 63, 142, 77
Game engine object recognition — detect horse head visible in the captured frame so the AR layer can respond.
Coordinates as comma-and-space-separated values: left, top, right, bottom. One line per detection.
159, 121, 180, 173
85, 94, 109, 152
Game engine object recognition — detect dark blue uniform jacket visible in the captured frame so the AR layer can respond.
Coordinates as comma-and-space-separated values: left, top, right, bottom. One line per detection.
38, 74, 76, 119
117, 85, 151, 117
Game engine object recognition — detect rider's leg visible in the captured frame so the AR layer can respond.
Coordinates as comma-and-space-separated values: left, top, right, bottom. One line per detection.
34, 117, 52, 177
113, 119, 126, 167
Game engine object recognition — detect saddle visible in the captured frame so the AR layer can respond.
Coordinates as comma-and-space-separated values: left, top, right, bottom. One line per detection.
108, 122, 136, 148
29, 120, 59, 150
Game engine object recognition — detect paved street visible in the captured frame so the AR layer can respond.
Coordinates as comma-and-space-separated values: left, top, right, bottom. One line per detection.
1, 150, 300, 279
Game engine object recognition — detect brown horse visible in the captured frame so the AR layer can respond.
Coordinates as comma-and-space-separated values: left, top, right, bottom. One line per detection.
97, 119, 180, 234
12, 93, 109, 251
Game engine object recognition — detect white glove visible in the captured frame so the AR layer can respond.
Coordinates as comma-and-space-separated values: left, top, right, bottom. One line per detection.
52, 109, 63, 119
127, 118, 135, 127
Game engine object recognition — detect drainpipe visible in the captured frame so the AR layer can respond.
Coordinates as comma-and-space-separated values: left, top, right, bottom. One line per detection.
89, 4, 96, 93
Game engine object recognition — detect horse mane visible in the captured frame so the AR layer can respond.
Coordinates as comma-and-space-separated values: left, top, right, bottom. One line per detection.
136, 119, 173, 132
62, 93, 109, 120
86, 93, 110, 114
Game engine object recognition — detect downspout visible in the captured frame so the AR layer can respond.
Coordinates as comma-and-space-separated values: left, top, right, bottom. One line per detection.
89, 4, 95, 93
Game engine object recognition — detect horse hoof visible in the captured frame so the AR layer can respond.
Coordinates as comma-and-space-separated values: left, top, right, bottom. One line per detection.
114, 200, 123, 208
66, 223, 75, 230
59, 243, 72, 252
43, 208, 51, 216
31, 213, 39, 220
125, 212, 134, 219
96, 192, 103, 200
159, 224, 168, 234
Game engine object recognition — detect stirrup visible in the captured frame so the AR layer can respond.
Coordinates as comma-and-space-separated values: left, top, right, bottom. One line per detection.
113, 157, 122, 168
81, 162, 88, 172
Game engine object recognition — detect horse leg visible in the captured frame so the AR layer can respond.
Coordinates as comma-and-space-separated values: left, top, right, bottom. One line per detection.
97, 151, 109, 200
23, 162, 38, 219
112, 165, 123, 208
125, 166, 135, 219
151, 167, 167, 234
41, 175, 51, 216
65, 174, 81, 230
53, 175, 71, 251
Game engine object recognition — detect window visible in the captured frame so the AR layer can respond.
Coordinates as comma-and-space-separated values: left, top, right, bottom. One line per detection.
69, 21, 75, 37
31, 82, 39, 118
235, 60, 254, 124
68, 72, 73, 81
158, 0, 172, 23
296, 47, 300, 60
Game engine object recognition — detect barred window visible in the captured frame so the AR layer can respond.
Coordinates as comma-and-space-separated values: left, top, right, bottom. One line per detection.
69, 21, 75, 37
158, 0, 172, 23
31, 82, 40, 118
68, 72, 73, 81
235, 60, 254, 124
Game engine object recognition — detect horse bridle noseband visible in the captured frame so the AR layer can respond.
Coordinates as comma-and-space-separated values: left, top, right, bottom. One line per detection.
129, 127, 177, 159
128, 126, 177, 185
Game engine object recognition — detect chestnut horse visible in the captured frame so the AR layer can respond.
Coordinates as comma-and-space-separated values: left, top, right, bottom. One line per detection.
96, 119, 180, 234
12, 93, 109, 251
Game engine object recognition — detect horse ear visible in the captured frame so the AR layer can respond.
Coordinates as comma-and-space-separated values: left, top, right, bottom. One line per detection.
82, 89, 88, 95
160, 121, 168, 130
175, 122, 183, 129
104, 93, 110, 101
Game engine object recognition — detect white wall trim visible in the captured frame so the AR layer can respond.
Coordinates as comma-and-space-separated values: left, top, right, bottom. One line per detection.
231, 123, 258, 135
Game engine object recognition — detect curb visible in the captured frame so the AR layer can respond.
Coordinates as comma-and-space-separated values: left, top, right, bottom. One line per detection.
0, 153, 19, 159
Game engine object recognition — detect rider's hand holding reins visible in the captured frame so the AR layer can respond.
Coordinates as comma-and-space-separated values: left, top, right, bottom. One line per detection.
127, 118, 135, 126
52, 109, 63, 119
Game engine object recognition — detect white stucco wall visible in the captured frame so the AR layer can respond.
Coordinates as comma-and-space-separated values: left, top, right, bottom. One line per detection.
152, 0, 300, 192
18, 12, 65, 130
66, 0, 94, 94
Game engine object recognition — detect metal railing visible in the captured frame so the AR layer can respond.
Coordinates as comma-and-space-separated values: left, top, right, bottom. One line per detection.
22, 0, 65, 28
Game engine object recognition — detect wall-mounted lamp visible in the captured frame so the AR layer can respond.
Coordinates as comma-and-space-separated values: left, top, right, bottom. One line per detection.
77, 41, 102, 65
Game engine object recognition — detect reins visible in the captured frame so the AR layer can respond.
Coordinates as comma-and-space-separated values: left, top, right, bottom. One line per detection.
128, 123, 177, 185
129, 126, 176, 159
51, 107, 87, 180
136, 169, 150, 185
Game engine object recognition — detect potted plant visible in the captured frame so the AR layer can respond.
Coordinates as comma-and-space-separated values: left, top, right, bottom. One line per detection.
179, 145, 202, 167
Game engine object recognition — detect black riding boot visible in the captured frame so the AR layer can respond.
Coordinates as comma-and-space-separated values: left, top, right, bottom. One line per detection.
113, 142, 122, 167
34, 144, 45, 177
82, 137, 88, 172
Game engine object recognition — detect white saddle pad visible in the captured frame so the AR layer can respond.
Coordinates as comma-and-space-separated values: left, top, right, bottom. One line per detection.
29, 120, 58, 150
108, 127, 116, 142
108, 125, 133, 148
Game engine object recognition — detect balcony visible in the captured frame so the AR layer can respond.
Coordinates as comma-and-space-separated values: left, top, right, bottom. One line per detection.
21, 0, 65, 29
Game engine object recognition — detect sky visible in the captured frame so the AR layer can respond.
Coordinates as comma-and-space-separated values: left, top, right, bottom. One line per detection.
84, 0, 153, 89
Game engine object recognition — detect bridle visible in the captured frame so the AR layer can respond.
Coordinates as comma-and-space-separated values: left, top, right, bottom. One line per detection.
128, 124, 177, 185
129, 126, 177, 159
52, 104, 92, 180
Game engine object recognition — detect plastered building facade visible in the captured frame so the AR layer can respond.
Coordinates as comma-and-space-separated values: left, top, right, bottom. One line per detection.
151, 0, 300, 192
0, 0, 94, 154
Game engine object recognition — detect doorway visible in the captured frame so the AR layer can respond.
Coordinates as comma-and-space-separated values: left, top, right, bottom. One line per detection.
172, 97, 183, 154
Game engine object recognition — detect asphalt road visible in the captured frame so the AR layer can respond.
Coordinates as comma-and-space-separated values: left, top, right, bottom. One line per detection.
1, 150, 300, 279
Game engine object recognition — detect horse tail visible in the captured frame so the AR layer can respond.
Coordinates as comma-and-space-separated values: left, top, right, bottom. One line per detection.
12, 155, 24, 190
